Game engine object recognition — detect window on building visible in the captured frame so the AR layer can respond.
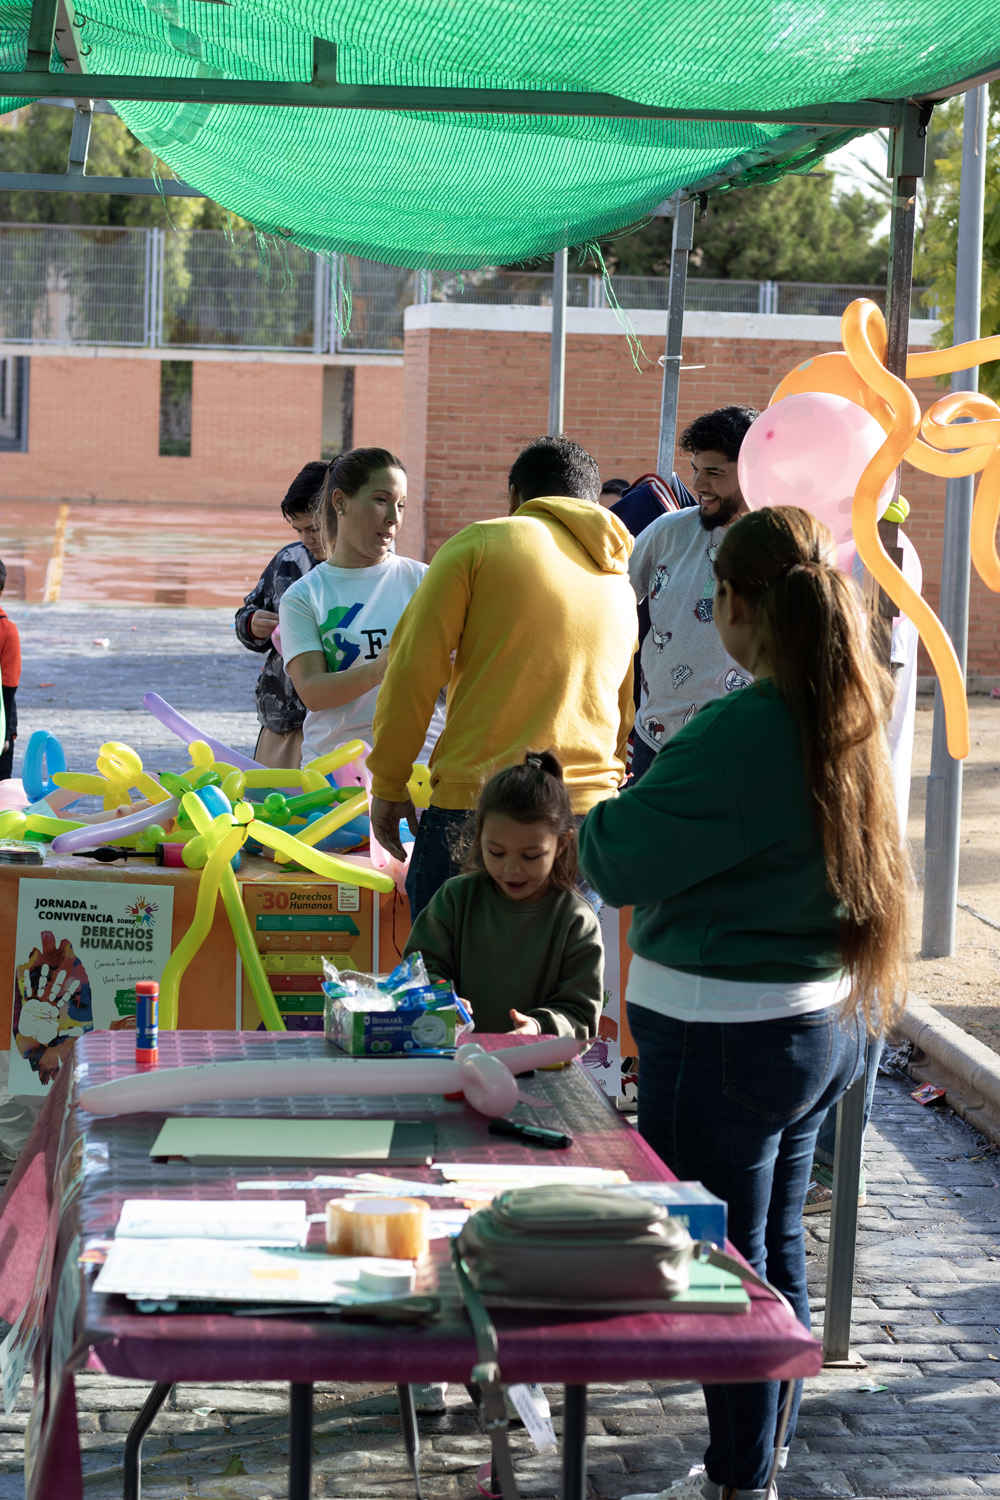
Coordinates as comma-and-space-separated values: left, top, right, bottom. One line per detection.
321, 365, 353, 460
0, 357, 29, 452
159, 360, 193, 457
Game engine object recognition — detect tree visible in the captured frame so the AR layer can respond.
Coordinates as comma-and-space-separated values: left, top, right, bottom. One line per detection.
0, 102, 239, 230
593, 173, 889, 284
916, 85, 1000, 402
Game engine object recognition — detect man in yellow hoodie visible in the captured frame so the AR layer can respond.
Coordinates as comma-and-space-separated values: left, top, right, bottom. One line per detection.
368, 435, 638, 918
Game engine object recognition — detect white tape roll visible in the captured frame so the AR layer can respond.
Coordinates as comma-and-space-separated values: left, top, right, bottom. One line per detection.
358, 1259, 417, 1296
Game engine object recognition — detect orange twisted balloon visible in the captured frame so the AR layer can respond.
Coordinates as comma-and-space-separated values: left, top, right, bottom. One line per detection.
771, 302, 1000, 761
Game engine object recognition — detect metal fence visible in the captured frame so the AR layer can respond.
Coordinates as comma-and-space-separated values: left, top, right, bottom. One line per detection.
0, 225, 939, 355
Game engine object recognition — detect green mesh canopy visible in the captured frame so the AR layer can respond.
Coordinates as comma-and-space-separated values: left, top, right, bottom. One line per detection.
1, 0, 998, 266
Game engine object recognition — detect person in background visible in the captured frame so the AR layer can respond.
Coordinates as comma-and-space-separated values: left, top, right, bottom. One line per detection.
280, 447, 445, 771
404, 751, 602, 1039
235, 461, 328, 769
367, 435, 637, 920
600, 477, 629, 505
0, 559, 21, 781
580, 506, 909, 1500
627, 407, 758, 782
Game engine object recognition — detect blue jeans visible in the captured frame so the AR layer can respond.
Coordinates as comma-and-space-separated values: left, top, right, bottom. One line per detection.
405, 806, 473, 920
627, 1003, 865, 1492
813, 1032, 883, 1168
405, 806, 603, 922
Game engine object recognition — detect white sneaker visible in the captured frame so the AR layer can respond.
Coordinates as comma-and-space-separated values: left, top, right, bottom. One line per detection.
412, 1381, 448, 1413
623, 1473, 777, 1500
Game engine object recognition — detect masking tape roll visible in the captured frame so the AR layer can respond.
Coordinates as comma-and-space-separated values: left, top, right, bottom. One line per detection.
358, 1259, 417, 1295
325, 1196, 429, 1260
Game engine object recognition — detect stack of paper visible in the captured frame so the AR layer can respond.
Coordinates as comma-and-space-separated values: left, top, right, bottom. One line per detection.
93, 1239, 390, 1305
115, 1199, 308, 1247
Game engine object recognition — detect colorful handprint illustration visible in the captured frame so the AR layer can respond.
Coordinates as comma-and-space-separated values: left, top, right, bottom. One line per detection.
13, 931, 94, 1086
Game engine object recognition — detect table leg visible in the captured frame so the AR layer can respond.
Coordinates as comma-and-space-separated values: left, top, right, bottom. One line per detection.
289, 1382, 313, 1500
397, 1385, 425, 1500
562, 1385, 588, 1500
123, 1382, 172, 1500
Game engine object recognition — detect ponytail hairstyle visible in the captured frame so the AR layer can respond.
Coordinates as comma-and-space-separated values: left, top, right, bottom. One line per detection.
317, 447, 406, 558
713, 506, 909, 1031
464, 751, 578, 891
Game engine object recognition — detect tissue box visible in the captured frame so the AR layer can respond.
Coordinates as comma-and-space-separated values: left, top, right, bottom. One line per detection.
324, 998, 460, 1055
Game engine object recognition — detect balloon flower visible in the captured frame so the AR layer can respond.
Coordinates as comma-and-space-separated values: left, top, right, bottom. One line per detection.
757, 301, 1000, 761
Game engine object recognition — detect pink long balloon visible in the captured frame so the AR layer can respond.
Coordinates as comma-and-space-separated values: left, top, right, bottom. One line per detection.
50, 795, 181, 854
143, 693, 262, 771
76, 1036, 586, 1118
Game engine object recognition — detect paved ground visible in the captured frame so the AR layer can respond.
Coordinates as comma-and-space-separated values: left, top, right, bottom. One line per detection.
1, 1071, 997, 1500
0, 605, 998, 1498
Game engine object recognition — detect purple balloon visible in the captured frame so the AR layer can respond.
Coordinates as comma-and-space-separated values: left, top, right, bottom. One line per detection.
51, 795, 181, 854
143, 693, 261, 771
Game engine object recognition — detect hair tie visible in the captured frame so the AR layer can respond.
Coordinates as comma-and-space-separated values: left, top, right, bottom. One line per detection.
525, 755, 543, 770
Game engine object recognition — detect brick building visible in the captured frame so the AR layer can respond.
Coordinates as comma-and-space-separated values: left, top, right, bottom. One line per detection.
1, 304, 996, 678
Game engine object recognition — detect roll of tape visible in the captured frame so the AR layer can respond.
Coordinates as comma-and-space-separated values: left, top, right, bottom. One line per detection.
358, 1259, 417, 1295
325, 1196, 429, 1260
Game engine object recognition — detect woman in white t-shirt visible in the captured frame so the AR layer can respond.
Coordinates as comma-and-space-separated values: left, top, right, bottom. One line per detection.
279, 448, 445, 769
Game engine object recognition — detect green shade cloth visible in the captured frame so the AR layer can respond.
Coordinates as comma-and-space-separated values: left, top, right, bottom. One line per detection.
1, 1, 997, 266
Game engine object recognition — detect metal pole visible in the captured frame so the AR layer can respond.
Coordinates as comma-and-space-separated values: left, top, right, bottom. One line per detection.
823, 102, 928, 1368
921, 83, 989, 958
656, 198, 695, 477
822, 1075, 866, 1363
548, 247, 567, 435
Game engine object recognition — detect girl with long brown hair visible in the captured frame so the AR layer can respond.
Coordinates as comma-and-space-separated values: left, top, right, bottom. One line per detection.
579, 505, 909, 1500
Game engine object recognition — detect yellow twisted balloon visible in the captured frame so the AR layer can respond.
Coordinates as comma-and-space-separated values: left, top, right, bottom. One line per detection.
774, 302, 1000, 761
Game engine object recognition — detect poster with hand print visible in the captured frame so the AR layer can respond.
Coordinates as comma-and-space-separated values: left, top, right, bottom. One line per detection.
10, 879, 173, 1096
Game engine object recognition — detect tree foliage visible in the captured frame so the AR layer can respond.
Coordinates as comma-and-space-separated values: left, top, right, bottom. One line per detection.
0, 103, 241, 229
916, 85, 1000, 402
595, 173, 889, 285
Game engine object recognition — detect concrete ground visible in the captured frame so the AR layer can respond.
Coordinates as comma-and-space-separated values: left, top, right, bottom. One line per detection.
0, 604, 998, 1498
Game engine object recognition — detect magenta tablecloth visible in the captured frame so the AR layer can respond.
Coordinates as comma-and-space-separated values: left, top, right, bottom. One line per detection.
0, 1031, 822, 1499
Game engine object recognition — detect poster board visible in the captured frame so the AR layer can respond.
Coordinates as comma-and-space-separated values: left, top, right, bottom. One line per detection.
9, 877, 174, 1097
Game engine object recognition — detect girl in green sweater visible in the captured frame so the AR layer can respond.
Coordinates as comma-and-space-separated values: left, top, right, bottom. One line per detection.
580, 506, 910, 1500
404, 752, 603, 1038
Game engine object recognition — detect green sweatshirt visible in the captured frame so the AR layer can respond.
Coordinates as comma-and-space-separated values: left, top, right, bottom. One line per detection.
578, 681, 843, 982
403, 871, 603, 1038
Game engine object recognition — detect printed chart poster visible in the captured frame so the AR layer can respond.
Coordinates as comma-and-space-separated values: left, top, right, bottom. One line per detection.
10, 879, 174, 1097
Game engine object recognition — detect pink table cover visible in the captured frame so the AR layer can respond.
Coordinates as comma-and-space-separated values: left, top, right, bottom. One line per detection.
0, 1031, 822, 1499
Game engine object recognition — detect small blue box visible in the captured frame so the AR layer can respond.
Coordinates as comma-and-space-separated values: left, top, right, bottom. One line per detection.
619, 1181, 727, 1244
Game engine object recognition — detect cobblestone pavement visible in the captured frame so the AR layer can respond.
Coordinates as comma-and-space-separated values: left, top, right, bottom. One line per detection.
5, 604, 264, 777
1, 606, 999, 1498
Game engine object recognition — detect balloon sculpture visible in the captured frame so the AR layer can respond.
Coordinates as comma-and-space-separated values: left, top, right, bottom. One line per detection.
742, 301, 1000, 761
2, 698, 426, 1032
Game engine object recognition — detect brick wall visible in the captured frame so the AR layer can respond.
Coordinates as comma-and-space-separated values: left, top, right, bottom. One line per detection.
400, 308, 998, 680
353, 364, 405, 460
0, 357, 323, 507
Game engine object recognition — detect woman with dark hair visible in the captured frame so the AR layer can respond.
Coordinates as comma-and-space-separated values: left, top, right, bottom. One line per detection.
579, 506, 910, 1500
279, 448, 444, 769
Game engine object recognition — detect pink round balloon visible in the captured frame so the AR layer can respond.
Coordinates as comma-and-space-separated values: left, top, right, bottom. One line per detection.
738, 393, 895, 547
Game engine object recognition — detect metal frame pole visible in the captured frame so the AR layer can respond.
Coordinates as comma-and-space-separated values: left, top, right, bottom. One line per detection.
548, 247, 567, 436
824, 102, 928, 1368
921, 84, 990, 958
656, 198, 695, 477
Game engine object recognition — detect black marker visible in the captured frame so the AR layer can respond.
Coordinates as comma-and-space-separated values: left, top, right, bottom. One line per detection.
488, 1118, 573, 1150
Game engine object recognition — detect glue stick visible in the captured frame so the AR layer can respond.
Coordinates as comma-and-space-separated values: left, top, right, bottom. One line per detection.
135, 981, 159, 1066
